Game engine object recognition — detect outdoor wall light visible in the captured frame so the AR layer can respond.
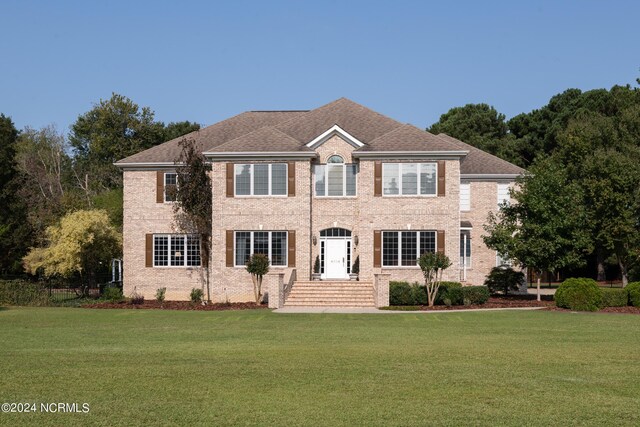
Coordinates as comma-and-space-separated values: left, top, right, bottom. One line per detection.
354, 235, 359, 246
313, 236, 317, 246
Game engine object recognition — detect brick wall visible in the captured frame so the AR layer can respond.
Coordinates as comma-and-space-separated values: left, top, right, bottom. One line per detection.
122, 136, 516, 301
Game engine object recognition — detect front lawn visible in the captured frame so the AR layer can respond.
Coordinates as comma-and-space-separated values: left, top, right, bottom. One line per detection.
0, 308, 639, 426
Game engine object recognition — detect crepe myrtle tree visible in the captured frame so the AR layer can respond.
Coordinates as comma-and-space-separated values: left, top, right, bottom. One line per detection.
246, 253, 270, 303
173, 137, 212, 303
418, 251, 452, 307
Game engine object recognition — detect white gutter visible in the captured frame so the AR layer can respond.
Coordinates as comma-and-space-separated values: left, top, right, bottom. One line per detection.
352, 150, 468, 159
460, 173, 522, 180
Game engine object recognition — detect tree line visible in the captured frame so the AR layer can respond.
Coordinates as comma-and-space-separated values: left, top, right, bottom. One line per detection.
428, 78, 640, 285
0, 93, 200, 280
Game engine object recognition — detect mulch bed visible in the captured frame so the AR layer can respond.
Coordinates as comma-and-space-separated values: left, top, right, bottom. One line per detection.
412, 295, 555, 311
83, 300, 268, 311
545, 305, 640, 314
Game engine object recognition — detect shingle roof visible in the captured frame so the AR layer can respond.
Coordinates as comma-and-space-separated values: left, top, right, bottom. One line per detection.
115, 98, 524, 176
116, 110, 307, 164
275, 98, 402, 144
358, 124, 462, 152
208, 126, 313, 153
434, 133, 525, 175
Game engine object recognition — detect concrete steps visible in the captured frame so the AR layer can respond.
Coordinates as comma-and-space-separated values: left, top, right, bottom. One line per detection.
285, 281, 375, 307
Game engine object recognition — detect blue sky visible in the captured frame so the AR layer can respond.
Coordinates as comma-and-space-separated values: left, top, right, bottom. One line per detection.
1, 0, 638, 134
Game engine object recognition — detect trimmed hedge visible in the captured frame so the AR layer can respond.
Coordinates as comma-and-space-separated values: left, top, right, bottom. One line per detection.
389, 281, 414, 306
627, 282, 640, 307
554, 278, 602, 312
389, 281, 488, 306
436, 282, 463, 306
0, 279, 50, 306
462, 286, 490, 305
600, 288, 628, 308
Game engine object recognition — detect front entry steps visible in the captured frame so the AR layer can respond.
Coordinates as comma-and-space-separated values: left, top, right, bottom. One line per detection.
284, 281, 375, 307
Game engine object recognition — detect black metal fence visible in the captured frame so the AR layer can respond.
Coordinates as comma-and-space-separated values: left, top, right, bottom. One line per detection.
0, 273, 120, 306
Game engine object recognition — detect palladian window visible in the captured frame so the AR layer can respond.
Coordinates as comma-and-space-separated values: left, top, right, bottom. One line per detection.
314, 155, 357, 197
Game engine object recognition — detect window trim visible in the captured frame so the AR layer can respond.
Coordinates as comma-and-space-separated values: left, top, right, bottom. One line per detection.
314, 163, 358, 198
164, 172, 178, 203
381, 230, 437, 268
233, 231, 288, 268
152, 234, 201, 268
382, 162, 438, 197
234, 163, 288, 197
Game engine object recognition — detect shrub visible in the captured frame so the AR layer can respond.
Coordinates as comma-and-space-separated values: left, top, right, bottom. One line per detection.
190, 288, 204, 304
600, 288, 628, 307
436, 282, 463, 305
129, 288, 144, 305
462, 286, 490, 305
484, 267, 525, 295
627, 282, 640, 307
156, 287, 166, 303
102, 286, 123, 302
554, 278, 602, 311
412, 283, 429, 305
390, 281, 413, 306
0, 279, 50, 306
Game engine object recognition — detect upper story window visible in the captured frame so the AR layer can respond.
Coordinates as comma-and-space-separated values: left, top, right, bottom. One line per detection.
164, 173, 177, 202
382, 163, 437, 196
153, 234, 200, 267
460, 182, 470, 211
497, 183, 510, 207
314, 157, 357, 197
235, 163, 287, 196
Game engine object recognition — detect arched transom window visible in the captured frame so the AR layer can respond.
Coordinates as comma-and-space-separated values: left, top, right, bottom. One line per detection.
327, 155, 344, 163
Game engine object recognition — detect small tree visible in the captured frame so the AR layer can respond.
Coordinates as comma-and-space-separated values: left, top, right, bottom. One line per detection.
483, 158, 591, 300
418, 252, 452, 307
173, 138, 212, 303
22, 209, 121, 295
246, 253, 270, 303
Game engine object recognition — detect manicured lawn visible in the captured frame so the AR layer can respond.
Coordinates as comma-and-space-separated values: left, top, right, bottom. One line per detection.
0, 307, 639, 426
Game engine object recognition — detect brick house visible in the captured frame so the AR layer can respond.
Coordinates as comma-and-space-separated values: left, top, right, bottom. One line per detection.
115, 98, 523, 307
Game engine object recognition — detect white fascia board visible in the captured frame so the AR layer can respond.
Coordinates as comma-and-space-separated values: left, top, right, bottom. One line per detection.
460, 173, 522, 180
352, 150, 468, 160
305, 125, 364, 149
203, 151, 317, 161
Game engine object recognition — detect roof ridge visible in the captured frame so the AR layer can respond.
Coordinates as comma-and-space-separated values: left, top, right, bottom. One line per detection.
249, 110, 310, 113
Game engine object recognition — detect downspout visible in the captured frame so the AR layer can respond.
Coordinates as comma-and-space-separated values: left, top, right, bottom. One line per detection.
309, 158, 314, 280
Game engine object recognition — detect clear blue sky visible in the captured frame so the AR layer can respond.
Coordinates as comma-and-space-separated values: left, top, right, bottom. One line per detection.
1, 0, 639, 134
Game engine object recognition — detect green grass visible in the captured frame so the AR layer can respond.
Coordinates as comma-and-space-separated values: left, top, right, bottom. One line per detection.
0, 308, 639, 426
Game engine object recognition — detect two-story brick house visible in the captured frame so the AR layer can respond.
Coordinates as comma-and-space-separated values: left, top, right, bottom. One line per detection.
115, 98, 523, 307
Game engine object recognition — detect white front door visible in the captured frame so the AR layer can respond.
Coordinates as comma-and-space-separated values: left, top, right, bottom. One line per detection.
324, 239, 348, 279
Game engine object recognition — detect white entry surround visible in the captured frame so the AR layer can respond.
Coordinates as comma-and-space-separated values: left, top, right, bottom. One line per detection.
320, 228, 352, 280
